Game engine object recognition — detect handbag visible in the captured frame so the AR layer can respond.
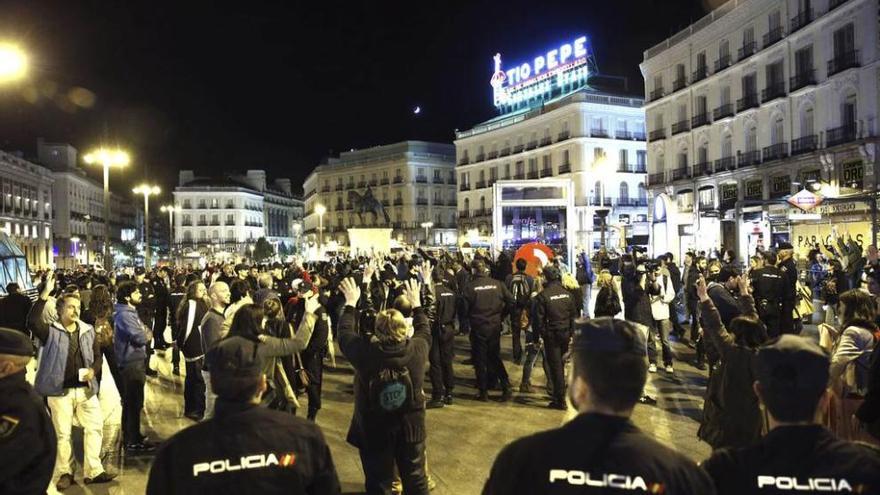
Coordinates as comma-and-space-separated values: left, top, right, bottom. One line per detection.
294, 352, 310, 388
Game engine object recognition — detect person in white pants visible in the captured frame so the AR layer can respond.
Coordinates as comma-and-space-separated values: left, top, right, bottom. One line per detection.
48, 388, 105, 482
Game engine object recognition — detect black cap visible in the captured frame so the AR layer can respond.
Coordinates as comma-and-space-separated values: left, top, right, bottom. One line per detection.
235, 263, 248, 272
543, 265, 561, 281
134, 267, 146, 275
755, 335, 829, 391
777, 241, 794, 250
572, 317, 646, 356
0, 327, 35, 356
206, 336, 264, 399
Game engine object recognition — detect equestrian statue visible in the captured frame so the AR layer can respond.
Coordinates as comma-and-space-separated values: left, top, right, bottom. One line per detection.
348, 187, 391, 225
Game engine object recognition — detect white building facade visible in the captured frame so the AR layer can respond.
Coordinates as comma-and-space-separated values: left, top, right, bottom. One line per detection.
173, 170, 304, 259
0, 150, 54, 269
302, 141, 457, 246
642, 0, 879, 261
455, 90, 649, 250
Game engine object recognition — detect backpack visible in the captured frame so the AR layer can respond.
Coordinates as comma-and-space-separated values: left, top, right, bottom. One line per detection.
510, 273, 531, 308
368, 366, 416, 415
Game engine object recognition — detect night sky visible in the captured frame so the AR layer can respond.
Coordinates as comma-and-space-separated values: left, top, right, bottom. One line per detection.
0, 0, 712, 196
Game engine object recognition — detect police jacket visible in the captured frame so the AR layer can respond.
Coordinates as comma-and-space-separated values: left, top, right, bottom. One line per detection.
338, 305, 430, 450
463, 274, 514, 333
752, 266, 783, 310
534, 280, 577, 338
146, 400, 340, 495
483, 413, 716, 495
0, 370, 56, 495
433, 282, 457, 339
779, 258, 798, 302
137, 279, 156, 325
703, 425, 880, 495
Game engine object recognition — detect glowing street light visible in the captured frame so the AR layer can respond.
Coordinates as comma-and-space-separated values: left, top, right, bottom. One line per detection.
160, 204, 181, 260
84, 147, 129, 267
420, 221, 434, 246
70, 236, 80, 264
315, 204, 326, 252
0, 43, 28, 83
133, 184, 161, 268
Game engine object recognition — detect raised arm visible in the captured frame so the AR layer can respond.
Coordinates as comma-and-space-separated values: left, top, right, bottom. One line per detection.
337, 277, 368, 367
696, 276, 735, 351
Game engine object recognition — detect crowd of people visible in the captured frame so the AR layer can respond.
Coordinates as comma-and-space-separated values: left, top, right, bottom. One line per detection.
1, 235, 880, 494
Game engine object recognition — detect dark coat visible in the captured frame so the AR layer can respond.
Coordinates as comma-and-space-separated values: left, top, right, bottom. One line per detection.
621, 273, 653, 327
593, 286, 621, 318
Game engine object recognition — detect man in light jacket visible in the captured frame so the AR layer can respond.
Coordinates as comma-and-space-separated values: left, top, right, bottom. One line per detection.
648, 264, 677, 374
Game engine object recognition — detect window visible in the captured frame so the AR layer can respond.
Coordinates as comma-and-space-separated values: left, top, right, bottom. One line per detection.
562, 150, 570, 165
463, 198, 470, 211
677, 152, 688, 168
833, 23, 855, 58
697, 51, 706, 71
677, 104, 687, 122
593, 147, 605, 160
619, 182, 629, 201
742, 73, 757, 95
528, 158, 537, 173
653, 75, 663, 90
768, 10, 781, 31
593, 181, 602, 204
795, 45, 813, 74
722, 134, 733, 157
490, 167, 498, 181
226, 214, 234, 225
183, 231, 192, 241
504, 163, 511, 179
698, 145, 708, 164
719, 40, 729, 60
619, 149, 628, 167
699, 188, 714, 208
801, 106, 814, 136
766, 60, 784, 87
695, 95, 707, 115
745, 125, 757, 151
842, 93, 857, 126
516, 161, 524, 176
654, 114, 664, 131
743, 26, 754, 46
636, 150, 646, 166
772, 117, 784, 144
479, 196, 486, 210
542, 155, 551, 170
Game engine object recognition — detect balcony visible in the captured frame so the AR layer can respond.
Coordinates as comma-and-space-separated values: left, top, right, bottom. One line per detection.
671, 166, 691, 181
791, 134, 818, 156
475, 153, 485, 162
415, 176, 428, 184
459, 211, 469, 219
671, 120, 690, 135
672, 77, 686, 92
475, 180, 487, 189
335, 204, 344, 211
826, 123, 858, 147
738, 41, 756, 60
691, 66, 708, 83
487, 150, 498, 159
558, 163, 571, 174
713, 103, 734, 120
790, 69, 816, 92
593, 198, 613, 207
210, 220, 220, 226
714, 54, 731, 72
513, 144, 524, 153
714, 156, 736, 172
393, 176, 404, 184
393, 198, 404, 206
346, 183, 355, 190
648, 172, 666, 185
369, 179, 378, 186
691, 113, 710, 129
649, 128, 666, 141
500, 147, 511, 156
790, 9, 813, 33
591, 129, 609, 138
321, 186, 330, 193
827, 50, 860, 76
738, 150, 761, 168
460, 183, 470, 192
540, 167, 553, 178
380, 178, 390, 185
527, 171, 539, 179
632, 131, 646, 141
449, 176, 457, 184
618, 164, 647, 174
540, 137, 552, 146
458, 157, 470, 166
691, 162, 710, 177
615, 130, 632, 140
182, 220, 192, 226
762, 142, 789, 162
474, 208, 493, 217
525, 141, 538, 150
356, 181, 366, 188
617, 198, 649, 207
416, 198, 428, 206
432, 176, 444, 184
761, 81, 786, 103
514, 173, 525, 180
557, 131, 570, 141
197, 220, 208, 226
763, 26, 784, 49
649, 87, 665, 101
736, 93, 759, 112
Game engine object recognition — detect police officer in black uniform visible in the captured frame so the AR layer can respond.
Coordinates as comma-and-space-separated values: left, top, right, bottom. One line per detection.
703, 335, 880, 494
147, 334, 341, 494
463, 259, 515, 402
752, 251, 784, 338
427, 267, 457, 408
483, 317, 716, 494
0, 327, 57, 495
533, 265, 578, 410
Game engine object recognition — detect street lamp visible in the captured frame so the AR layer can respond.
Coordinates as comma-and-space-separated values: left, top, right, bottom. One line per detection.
160, 204, 181, 262
70, 236, 80, 265
592, 155, 616, 248
315, 203, 326, 253
133, 184, 160, 268
0, 43, 28, 83
84, 148, 129, 268
83, 214, 92, 266
420, 221, 434, 246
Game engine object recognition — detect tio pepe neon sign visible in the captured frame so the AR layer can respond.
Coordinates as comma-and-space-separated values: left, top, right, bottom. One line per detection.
490, 35, 591, 108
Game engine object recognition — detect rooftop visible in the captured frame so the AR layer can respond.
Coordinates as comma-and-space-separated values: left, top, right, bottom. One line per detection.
642, 0, 738, 61
317, 140, 455, 170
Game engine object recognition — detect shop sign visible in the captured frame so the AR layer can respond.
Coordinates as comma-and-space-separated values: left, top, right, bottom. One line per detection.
771, 175, 791, 195
745, 180, 763, 199
789, 213, 822, 220
490, 36, 591, 109
720, 184, 737, 207
841, 161, 864, 191
787, 189, 824, 211
790, 201, 868, 216
791, 222, 870, 253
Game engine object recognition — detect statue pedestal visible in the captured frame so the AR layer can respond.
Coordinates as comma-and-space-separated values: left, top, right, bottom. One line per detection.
348, 228, 393, 255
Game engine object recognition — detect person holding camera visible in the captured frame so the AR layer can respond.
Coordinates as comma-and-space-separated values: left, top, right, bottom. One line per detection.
648, 262, 676, 374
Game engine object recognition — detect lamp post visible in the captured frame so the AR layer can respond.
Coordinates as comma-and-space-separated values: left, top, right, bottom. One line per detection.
84, 148, 129, 268
315, 204, 326, 253
70, 236, 80, 266
160, 204, 181, 263
133, 184, 160, 268
592, 155, 616, 249
420, 221, 434, 246
83, 214, 92, 266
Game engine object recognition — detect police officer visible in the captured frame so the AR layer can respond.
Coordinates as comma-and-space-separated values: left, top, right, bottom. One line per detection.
427, 267, 457, 408
146, 334, 341, 494
752, 252, 784, 338
463, 259, 515, 402
533, 265, 578, 410
134, 267, 158, 376
483, 317, 716, 494
702, 335, 880, 494
0, 328, 56, 495
777, 242, 799, 335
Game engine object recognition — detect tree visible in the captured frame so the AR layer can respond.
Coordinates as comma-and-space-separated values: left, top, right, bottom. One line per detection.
252, 237, 274, 262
